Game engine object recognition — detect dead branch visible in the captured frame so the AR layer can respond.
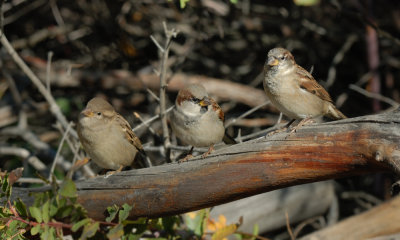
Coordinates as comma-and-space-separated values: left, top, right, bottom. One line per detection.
11, 110, 400, 220
300, 195, 400, 240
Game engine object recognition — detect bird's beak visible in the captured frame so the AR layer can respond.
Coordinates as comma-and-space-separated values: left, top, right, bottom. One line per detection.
267, 57, 279, 66
81, 109, 94, 117
199, 97, 211, 107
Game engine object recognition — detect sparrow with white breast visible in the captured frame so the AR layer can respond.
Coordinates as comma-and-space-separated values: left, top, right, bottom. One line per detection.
77, 97, 148, 172
170, 84, 235, 160
263, 48, 346, 130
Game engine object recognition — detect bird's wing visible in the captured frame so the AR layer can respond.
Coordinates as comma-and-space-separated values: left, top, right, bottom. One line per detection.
115, 114, 144, 152
296, 66, 333, 103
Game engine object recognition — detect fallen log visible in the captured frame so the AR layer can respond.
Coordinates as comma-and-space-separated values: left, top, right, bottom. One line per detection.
300, 195, 400, 240
11, 109, 400, 220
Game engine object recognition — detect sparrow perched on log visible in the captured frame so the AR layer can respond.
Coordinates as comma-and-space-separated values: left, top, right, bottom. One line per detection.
170, 84, 235, 160
263, 47, 346, 129
77, 97, 147, 171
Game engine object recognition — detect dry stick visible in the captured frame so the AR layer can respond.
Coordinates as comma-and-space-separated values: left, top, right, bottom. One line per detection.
225, 100, 270, 128
293, 216, 325, 238
17, 178, 62, 184
325, 34, 358, 89
48, 121, 73, 180
133, 106, 174, 132
0, 147, 46, 171
151, 22, 179, 162
285, 211, 295, 240
133, 112, 158, 137
335, 71, 373, 108
349, 84, 400, 110
46, 51, 53, 93
49, 0, 64, 26
0, 29, 77, 139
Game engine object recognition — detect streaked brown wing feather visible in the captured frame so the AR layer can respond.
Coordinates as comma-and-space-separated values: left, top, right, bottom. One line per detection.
114, 114, 144, 152
296, 66, 332, 103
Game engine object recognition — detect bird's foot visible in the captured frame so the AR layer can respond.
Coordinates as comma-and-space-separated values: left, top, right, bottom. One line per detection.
178, 154, 193, 163
201, 145, 215, 158
288, 118, 315, 134
104, 165, 123, 177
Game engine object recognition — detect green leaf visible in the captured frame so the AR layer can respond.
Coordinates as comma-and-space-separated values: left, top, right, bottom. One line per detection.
293, 0, 320, 6
72, 218, 91, 232
118, 204, 132, 223
57, 197, 66, 209
29, 206, 42, 223
31, 224, 41, 236
59, 179, 77, 198
185, 209, 209, 237
230, 0, 238, 4
250, 223, 259, 240
1, 174, 11, 200
40, 225, 55, 240
106, 224, 124, 240
57, 205, 73, 219
49, 200, 58, 217
56, 97, 71, 115
80, 221, 99, 240
179, 0, 190, 8
14, 198, 28, 217
162, 216, 179, 235
42, 200, 50, 223
106, 205, 119, 223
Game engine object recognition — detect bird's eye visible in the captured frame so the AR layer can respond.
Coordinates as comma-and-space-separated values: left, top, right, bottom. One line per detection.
192, 98, 200, 103
96, 112, 102, 116
280, 56, 285, 60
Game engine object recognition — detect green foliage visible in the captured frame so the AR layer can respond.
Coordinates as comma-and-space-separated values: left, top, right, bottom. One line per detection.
55, 97, 72, 115
0, 173, 249, 239
293, 0, 320, 6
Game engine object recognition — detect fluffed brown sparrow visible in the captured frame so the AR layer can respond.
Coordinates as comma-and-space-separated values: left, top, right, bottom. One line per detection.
77, 97, 147, 171
170, 84, 234, 160
263, 48, 346, 129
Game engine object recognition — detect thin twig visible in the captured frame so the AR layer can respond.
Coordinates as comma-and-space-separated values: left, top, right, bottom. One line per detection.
0, 146, 46, 171
293, 216, 326, 238
349, 84, 399, 109
17, 177, 62, 184
49, 0, 64, 26
285, 211, 295, 240
49, 121, 73, 180
150, 35, 165, 53
154, 21, 179, 162
133, 112, 158, 137
0, 28, 77, 139
133, 106, 174, 132
225, 100, 270, 128
325, 34, 358, 89
46, 51, 53, 94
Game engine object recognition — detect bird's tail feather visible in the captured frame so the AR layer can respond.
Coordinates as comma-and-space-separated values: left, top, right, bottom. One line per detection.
326, 104, 347, 120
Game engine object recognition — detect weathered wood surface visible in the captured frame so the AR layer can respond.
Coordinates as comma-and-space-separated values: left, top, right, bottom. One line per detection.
300, 195, 400, 240
210, 181, 335, 233
12, 109, 400, 220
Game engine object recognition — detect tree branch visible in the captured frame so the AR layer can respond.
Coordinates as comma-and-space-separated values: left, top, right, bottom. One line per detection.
11, 109, 400, 220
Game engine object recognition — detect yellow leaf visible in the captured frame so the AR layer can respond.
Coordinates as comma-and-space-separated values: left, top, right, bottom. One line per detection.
211, 223, 238, 240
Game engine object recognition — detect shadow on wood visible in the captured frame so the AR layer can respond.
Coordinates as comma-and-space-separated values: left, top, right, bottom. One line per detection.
12, 109, 400, 220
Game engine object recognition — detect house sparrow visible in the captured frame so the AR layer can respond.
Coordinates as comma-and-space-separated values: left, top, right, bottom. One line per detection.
263, 48, 346, 129
170, 84, 234, 160
77, 97, 147, 171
